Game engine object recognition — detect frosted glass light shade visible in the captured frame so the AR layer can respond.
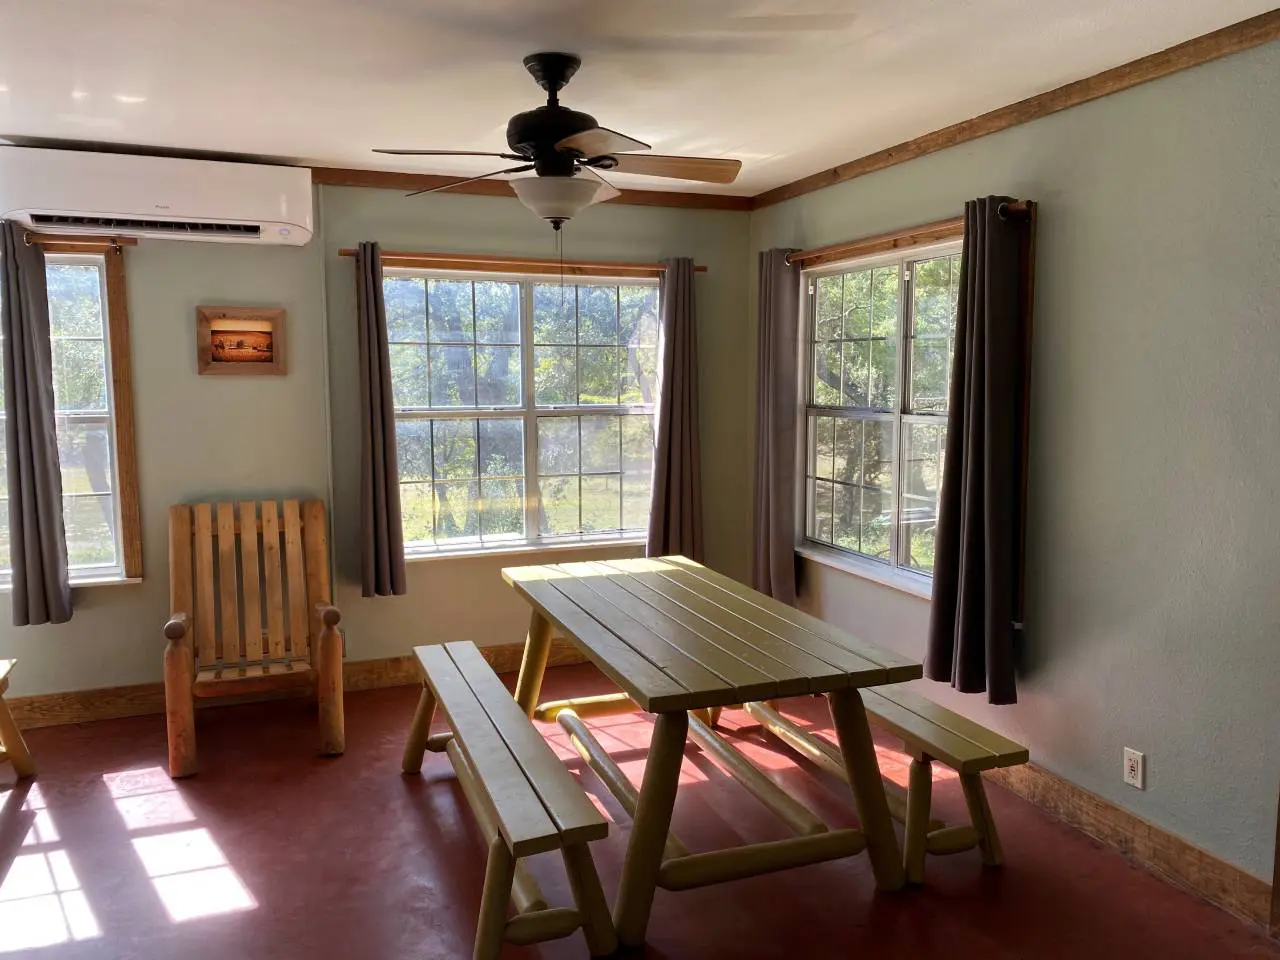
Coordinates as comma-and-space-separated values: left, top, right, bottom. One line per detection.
510, 176, 609, 227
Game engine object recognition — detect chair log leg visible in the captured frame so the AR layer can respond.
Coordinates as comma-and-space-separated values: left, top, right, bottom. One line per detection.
402, 683, 438, 775
474, 836, 516, 960
614, 710, 689, 947
317, 615, 345, 756
827, 688, 906, 891
960, 772, 1004, 867
562, 843, 619, 957
903, 757, 933, 884
708, 706, 723, 727
0, 696, 35, 780
513, 610, 553, 717
163, 636, 196, 779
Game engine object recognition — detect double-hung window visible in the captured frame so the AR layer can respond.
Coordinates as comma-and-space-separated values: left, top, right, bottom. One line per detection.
0, 250, 140, 583
384, 273, 660, 556
802, 242, 962, 580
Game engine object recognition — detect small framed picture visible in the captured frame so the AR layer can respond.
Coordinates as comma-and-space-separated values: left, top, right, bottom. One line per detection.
197, 306, 287, 376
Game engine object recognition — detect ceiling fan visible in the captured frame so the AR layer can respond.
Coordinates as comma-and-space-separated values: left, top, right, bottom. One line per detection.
373, 52, 742, 229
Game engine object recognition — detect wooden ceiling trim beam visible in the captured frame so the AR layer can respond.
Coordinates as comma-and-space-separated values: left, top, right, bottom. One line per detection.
753, 10, 1280, 210
310, 166, 753, 212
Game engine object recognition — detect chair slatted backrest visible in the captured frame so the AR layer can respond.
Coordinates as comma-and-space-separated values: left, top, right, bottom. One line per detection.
170, 499, 331, 670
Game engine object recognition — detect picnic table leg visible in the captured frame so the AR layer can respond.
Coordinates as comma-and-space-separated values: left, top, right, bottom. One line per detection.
513, 610, 553, 717
614, 710, 688, 947
827, 688, 906, 892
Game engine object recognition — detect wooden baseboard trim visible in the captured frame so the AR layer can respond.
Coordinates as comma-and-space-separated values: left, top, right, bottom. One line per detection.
987, 763, 1273, 930
6, 639, 587, 730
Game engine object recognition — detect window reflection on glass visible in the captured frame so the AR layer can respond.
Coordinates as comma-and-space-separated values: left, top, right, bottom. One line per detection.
0, 257, 123, 579
804, 247, 961, 578
385, 275, 658, 553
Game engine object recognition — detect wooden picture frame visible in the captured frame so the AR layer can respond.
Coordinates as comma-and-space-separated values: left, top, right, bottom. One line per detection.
196, 306, 286, 376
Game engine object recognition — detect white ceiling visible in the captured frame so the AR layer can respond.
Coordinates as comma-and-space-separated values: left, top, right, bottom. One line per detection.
0, 0, 1271, 195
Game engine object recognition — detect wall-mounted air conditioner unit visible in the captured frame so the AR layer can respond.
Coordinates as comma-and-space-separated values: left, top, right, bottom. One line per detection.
0, 147, 313, 245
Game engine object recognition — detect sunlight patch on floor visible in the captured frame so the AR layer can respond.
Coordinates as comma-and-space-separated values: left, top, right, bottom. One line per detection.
0, 787, 101, 953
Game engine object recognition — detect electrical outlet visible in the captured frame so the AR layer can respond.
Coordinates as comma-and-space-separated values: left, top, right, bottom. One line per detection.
1123, 748, 1145, 789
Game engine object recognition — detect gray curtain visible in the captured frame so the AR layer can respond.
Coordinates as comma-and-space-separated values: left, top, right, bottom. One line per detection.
751, 249, 801, 604
647, 257, 704, 560
1, 221, 71, 625
355, 241, 406, 597
926, 197, 1035, 704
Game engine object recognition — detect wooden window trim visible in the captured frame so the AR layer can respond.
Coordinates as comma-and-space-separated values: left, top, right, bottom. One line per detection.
103, 247, 143, 579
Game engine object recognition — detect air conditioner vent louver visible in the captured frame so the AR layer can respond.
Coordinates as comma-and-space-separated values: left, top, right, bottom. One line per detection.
30, 214, 262, 237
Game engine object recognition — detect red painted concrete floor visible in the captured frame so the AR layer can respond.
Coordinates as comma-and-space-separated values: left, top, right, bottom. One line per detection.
1, 664, 1276, 959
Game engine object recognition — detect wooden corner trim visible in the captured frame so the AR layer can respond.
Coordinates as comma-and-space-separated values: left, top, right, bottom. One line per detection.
103, 247, 143, 579
309, 166, 753, 212
752, 10, 1280, 209
986, 763, 1273, 930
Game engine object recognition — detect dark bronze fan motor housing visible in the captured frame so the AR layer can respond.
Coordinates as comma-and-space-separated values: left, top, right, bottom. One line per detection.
507, 54, 595, 177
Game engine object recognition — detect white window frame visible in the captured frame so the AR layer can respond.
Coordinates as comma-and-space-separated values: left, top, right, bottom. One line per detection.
386, 268, 659, 560
795, 240, 962, 594
0, 250, 137, 587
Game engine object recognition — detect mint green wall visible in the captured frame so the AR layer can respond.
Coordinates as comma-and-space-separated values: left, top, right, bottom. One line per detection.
750, 42, 1280, 879
2, 240, 330, 697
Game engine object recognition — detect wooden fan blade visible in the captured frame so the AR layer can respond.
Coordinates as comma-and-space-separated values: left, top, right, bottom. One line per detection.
608, 154, 741, 184
406, 164, 534, 198
376, 149, 525, 160
557, 126, 650, 157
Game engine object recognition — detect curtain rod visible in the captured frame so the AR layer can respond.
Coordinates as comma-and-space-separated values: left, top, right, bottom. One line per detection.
786, 201, 1034, 268
338, 248, 706, 277
786, 217, 964, 268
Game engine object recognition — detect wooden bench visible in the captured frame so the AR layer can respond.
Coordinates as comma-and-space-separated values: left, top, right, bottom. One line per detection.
402, 642, 617, 960
0, 661, 35, 780
860, 684, 1028, 883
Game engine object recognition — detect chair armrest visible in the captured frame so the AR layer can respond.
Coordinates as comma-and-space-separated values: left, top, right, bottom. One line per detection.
164, 613, 191, 642
315, 603, 341, 628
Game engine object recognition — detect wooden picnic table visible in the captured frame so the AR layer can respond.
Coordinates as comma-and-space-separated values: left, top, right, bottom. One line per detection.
502, 555, 924, 948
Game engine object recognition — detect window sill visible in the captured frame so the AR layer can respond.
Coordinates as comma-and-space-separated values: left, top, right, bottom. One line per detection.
406, 537, 647, 565
0, 574, 142, 593
795, 543, 933, 600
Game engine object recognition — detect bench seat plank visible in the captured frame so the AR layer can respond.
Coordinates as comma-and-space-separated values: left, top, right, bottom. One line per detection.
444, 642, 607, 848
417, 645, 562, 857
862, 686, 1028, 774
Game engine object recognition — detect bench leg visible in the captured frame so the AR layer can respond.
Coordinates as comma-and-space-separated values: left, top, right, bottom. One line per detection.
562, 843, 618, 957
514, 610, 553, 717
402, 683, 438, 774
0, 695, 35, 780
474, 836, 516, 960
614, 710, 688, 947
903, 756, 933, 884
827, 689, 906, 891
960, 772, 1004, 867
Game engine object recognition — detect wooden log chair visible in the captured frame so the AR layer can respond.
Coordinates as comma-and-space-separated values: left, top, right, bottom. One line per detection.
163, 499, 344, 778
0, 660, 36, 779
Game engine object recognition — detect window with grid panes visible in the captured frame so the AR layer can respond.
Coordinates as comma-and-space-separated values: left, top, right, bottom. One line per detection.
383, 272, 660, 555
803, 243, 962, 578
0, 254, 129, 580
